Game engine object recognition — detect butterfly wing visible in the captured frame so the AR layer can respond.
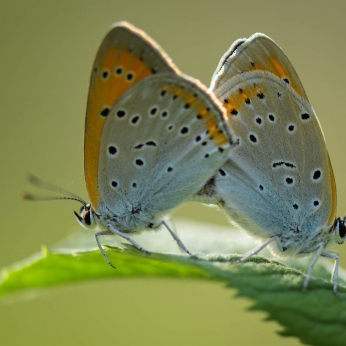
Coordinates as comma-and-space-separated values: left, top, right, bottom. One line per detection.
205, 33, 337, 253
210, 33, 308, 101
213, 70, 336, 248
85, 21, 178, 211
97, 72, 234, 230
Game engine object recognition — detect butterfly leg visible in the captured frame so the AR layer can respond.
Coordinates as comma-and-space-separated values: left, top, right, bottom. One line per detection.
95, 231, 116, 269
321, 252, 339, 295
161, 220, 197, 259
230, 236, 278, 264
107, 224, 151, 255
162, 215, 177, 236
302, 242, 325, 292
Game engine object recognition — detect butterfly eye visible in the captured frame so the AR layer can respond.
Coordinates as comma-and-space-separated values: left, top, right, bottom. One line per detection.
339, 220, 346, 238
83, 209, 91, 226
74, 205, 94, 230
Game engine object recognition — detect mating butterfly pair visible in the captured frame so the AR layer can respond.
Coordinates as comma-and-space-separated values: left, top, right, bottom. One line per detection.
28, 22, 346, 294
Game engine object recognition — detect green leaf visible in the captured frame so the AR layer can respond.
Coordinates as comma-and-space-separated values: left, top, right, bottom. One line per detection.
1, 219, 346, 345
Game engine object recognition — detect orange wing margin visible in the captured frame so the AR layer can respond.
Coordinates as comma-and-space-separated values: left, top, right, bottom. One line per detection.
212, 33, 309, 101
84, 22, 178, 210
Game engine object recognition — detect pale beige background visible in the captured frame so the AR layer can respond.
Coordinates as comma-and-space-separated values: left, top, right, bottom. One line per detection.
1, 0, 346, 345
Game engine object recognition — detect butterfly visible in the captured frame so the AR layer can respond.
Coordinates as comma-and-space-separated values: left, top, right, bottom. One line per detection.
25, 21, 235, 268
195, 33, 346, 294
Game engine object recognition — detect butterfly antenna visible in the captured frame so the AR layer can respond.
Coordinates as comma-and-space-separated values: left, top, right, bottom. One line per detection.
22, 173, 87, 206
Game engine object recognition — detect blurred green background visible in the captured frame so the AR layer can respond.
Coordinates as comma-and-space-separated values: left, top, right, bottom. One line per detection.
1, 0, 346, 345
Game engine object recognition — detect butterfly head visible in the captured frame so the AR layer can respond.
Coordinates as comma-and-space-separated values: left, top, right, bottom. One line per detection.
331, 217, 346, 245
74, 204, 97, 230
